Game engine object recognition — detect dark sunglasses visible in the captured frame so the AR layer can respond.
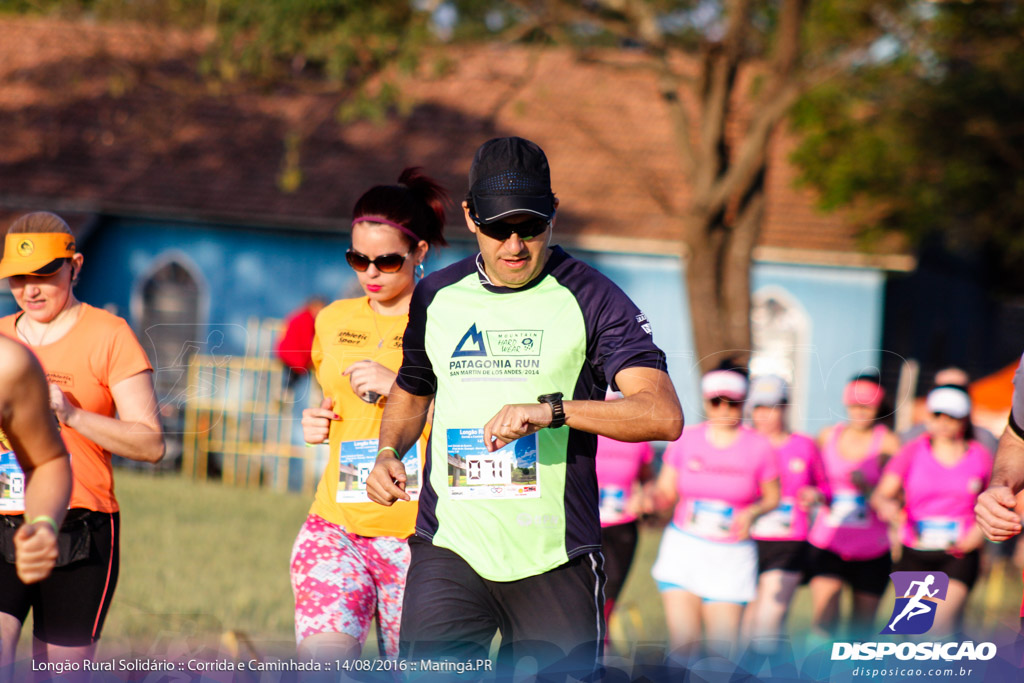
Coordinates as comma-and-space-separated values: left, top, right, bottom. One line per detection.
931, 411, 961, 419
470, 211, 554, 242
345, 249, 412, 274
709, 396, 743, 408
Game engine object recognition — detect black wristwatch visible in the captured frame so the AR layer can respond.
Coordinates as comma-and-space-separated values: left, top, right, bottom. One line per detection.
537, 392, 566, 429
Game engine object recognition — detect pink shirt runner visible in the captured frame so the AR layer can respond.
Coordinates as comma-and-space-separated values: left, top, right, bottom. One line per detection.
884, 435, 992, 551
663, 423, 778, 543
807, 424, 891, 560
751, 433, 827, 542
595, 436, 654, 527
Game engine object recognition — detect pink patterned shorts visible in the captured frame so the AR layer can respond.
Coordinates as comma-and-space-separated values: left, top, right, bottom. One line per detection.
290, 514, 410, 657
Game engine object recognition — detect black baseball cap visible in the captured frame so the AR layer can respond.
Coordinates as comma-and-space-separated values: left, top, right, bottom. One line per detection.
467, 137, 555, 224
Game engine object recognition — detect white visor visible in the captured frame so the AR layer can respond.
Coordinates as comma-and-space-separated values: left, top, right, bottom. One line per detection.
926, 387, 971, 420
701, 370, 749, 401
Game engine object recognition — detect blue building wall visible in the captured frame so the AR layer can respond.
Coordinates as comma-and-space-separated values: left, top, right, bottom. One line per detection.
39, 217, 885, 435
750, 263, 887, 434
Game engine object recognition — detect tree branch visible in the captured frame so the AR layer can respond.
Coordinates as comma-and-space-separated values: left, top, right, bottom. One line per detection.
705, 78, 801, 216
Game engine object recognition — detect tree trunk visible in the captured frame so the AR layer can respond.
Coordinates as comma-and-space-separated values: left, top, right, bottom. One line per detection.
683, 174, 762, 376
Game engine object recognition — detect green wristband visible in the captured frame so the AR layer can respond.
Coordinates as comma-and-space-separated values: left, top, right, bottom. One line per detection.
377, 446, 400, 459
28, 515, 59, 534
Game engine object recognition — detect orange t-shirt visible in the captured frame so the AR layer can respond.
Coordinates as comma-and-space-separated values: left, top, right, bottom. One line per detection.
309, 297, 427, 538
0, 304, 152, 513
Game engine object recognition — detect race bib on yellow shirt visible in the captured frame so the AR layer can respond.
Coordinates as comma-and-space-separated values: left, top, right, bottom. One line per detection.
336, 440, 421, 503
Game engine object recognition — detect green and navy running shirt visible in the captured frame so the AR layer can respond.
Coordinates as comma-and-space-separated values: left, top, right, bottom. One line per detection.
396, 246, 668, 581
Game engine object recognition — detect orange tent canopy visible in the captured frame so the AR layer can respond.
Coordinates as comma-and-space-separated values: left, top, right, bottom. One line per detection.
970, 361, 1019, 413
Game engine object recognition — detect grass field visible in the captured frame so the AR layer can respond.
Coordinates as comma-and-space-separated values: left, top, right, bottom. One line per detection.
10, 469, 1024, 662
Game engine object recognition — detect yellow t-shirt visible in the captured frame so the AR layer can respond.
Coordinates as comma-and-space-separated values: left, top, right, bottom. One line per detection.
309, 297, 426, 537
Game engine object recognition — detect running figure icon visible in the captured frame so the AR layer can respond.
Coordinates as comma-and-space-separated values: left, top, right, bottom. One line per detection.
888, 574, 938, 631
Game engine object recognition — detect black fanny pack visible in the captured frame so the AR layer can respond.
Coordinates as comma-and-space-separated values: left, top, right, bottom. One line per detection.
1, 509, 96, 567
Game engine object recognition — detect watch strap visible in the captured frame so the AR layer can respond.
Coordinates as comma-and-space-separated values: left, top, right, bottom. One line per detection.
538, 393, 566, 429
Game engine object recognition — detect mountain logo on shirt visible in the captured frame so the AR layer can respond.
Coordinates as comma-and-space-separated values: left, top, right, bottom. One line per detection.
452, 324, 487, 357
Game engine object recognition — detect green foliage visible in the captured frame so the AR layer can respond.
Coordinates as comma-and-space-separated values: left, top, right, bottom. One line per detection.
208, 0, 430, 85
792, 2, 1024, 267
0, 0, 208, 25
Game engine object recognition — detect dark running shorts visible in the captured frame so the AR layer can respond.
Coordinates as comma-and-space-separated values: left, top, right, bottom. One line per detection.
0, 509, 120, 646
756, 539, 809, 575
896, 546, 981, 589
400, 535, 605, 677
806, 544, 891, 596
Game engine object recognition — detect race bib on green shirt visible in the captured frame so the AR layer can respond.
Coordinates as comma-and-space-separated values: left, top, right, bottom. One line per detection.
446, 428, 539, 500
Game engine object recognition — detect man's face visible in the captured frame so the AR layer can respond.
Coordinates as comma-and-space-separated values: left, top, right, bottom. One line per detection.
463, 199, 557, 288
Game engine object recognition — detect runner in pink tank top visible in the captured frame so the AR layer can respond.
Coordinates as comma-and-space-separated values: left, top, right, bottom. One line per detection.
644, 365, 779, 661
872, 385, 991, 635
807, 372, 900, 640
807, 424, 890, 559
743, 375, 828, 650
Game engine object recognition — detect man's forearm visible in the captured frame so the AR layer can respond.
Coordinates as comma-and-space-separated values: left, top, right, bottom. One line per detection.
561, 391, 683, 442
378, 384, 433, 456
991, 428, 1024, 493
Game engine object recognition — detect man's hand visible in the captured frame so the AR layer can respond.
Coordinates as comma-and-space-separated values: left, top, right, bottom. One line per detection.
975, 485, 1023, 541
14, 520, 59, 584
366, 451, 411, 505
483, 403, 552, 452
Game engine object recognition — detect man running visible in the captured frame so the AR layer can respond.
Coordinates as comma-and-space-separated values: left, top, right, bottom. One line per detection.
975, 351, 1024, 624
366, 137, 683, 676
975, 352, 1024, 541
0, 336, 71, 584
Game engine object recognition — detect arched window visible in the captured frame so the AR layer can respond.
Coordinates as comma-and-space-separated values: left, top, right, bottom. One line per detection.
131, 252, 209, 458
750, 286, 811, 428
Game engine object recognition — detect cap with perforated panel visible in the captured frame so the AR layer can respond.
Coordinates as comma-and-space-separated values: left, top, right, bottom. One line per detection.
467, 137, 555, 224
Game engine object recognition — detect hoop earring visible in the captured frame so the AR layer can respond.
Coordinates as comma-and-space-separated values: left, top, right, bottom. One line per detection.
416, 263, 425, 280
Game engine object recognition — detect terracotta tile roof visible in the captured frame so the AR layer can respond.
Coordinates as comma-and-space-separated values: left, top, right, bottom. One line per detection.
0, 17, 910, 268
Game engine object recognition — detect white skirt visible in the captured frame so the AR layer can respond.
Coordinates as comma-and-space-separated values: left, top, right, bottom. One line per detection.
651, 523, 758, 603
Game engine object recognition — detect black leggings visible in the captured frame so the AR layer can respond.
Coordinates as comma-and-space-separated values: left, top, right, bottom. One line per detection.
0, 510, 120, 646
